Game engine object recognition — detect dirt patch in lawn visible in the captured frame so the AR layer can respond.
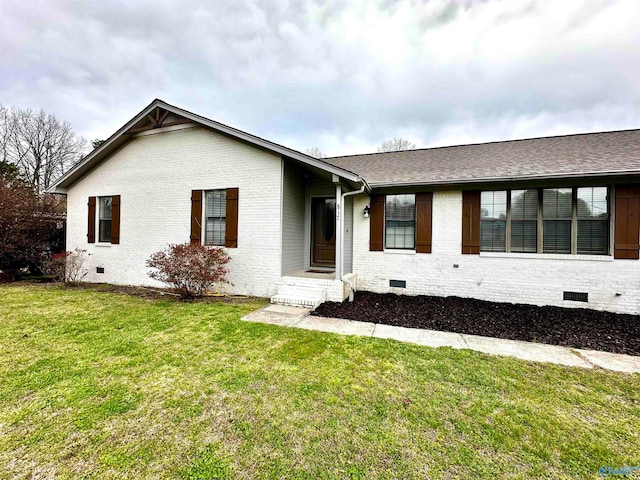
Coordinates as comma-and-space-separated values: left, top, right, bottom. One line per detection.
71, 282, 263, 304
9, 280, 262, 304
312, 291, 640, 356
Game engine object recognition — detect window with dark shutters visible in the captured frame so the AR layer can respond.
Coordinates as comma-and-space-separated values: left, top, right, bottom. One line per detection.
369, 194, 384, 251
462, 191, 481, 254
89, 195, 120, 244
614, 185, 640, 259
415, 192, 433, 253
192, 188, 239, 248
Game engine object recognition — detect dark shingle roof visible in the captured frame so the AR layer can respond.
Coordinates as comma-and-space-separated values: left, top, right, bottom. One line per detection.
324, 129, 640, 187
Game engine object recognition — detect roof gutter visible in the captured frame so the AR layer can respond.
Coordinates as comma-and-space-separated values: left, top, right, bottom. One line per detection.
369, 169, 640, 189
339, 180, 367, 301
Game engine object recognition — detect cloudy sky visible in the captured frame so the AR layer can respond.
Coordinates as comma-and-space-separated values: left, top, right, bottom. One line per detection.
1, 0, 639, 156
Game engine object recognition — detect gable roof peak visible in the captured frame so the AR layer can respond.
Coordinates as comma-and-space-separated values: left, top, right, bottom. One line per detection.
48, 100, 364, 192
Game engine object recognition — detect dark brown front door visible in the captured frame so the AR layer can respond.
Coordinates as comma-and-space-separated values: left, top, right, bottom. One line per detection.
311, 197, 336, 267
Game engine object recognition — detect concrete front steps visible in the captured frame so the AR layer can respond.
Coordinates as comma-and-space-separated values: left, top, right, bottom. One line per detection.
270, 273, 356, 308
270, 284, 327, 308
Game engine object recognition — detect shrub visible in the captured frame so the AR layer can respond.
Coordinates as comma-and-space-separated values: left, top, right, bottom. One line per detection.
0, 177, 64, 279
40, 248, 90, 284
146, 242, 231, 299
40, 251, 66, 282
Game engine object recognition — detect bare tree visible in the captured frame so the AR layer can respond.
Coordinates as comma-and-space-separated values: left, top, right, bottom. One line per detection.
0, 104, 88, 191
0, 105, 13, 166
305, 147, 325, 158
377, 137, 416, 153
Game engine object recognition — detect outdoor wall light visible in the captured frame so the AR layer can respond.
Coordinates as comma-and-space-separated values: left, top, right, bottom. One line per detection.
363, 205, 370, 218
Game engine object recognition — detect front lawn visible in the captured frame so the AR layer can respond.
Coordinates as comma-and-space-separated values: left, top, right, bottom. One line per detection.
1, 284, 638, 479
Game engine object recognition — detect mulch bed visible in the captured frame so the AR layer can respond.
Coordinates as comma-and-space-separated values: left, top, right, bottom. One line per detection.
312, 291, 640, 356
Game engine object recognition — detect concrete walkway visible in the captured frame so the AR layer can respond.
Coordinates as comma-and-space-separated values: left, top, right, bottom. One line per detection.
242, 305, 640, 374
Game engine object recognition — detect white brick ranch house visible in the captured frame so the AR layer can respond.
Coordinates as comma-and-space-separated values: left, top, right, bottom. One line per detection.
49, 99, 640, 314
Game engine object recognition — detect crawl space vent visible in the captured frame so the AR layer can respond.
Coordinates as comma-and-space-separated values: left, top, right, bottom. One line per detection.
563, 291, 588, 302
389, 280, 406, 288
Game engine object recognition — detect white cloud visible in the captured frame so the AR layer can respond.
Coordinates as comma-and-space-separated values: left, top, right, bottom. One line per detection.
0, 0, 638, 155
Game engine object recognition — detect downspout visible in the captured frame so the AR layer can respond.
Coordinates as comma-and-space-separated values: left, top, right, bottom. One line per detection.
340, 182, 366, 302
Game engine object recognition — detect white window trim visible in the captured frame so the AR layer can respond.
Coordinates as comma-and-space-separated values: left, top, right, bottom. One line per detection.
202, 189, 227, 247
480, 252, 614, 262
97, 195, 112, 244
383, 249, 416, 255
384, 193, 417, 251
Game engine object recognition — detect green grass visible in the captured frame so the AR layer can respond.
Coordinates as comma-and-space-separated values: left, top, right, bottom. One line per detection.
0, 283, 638, 479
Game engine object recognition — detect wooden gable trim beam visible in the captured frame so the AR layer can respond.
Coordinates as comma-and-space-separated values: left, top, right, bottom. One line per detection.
158, 110, 169, 126
126, 119, 194, 135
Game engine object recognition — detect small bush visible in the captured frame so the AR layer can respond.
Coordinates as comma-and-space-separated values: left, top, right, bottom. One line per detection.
146, 242, 231, 299
40, 251, 66, 281
40, 248, 90, 284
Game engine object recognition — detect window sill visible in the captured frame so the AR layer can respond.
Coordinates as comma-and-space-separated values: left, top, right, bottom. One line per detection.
95, 243, 112, 247
384, 249, 416, 255
480, 252, 614, 262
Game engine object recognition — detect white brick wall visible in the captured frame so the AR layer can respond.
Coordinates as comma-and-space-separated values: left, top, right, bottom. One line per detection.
66, 125, 283, 297
352, 191, 640, 314
67, 126, 640, 314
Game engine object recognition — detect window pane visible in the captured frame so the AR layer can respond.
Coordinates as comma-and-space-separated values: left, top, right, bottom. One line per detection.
509, 190, 538, 253
205, 218, 225, 246
385, 194, 415, 249
543, 220, 571, 253
205, 190, 226, 246
480, 191, 506, 252
481, 220, 506, 252
543, 188, 572, 219
206, 190, 226, 217
99, 196, 112, 220
481, 191, 507, 220
511, 189, 538, 219
386, 194, 415, 221
577, 187, 608, 219
98, 196, 112, 242
576, 187, 608, 255
98, 220, 111, 242
578, 220, 608, 255
323, 200, 336, 241
386, 220, 415, 249
511, 220, 537, 253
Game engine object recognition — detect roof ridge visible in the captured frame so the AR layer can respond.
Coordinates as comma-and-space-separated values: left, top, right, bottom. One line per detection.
325, 127, 640, 160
